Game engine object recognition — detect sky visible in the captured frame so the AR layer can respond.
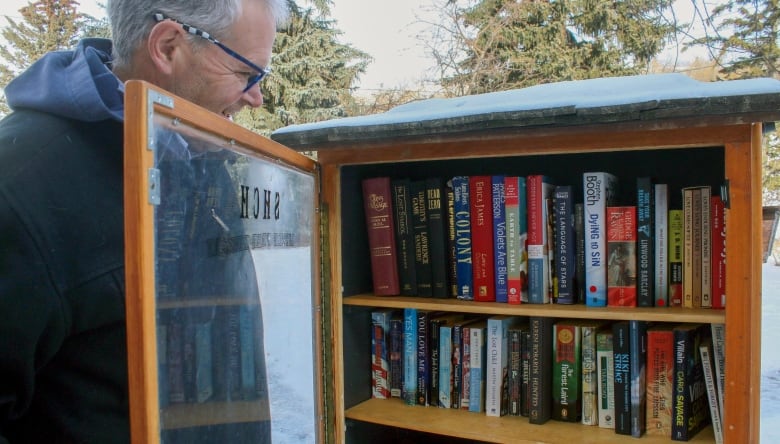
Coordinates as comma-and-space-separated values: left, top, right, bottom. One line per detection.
1, 0, 713, 93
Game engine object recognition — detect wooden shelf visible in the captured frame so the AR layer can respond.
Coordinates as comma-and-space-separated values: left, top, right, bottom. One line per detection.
344, 294, 726, 324
346, 398, 714, 443
160, 400, 269, 430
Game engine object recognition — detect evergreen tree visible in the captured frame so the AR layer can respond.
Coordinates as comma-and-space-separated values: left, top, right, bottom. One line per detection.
234, 1, 371, 135
425, 0, 676, 96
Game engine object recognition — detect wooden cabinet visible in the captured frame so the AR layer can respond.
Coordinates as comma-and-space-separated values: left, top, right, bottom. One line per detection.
271, 74, 780, 443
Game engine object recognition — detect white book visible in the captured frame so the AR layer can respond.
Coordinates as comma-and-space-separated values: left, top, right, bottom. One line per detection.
582, 172, 618, 306
700, 344, 724, 444
485, 315, 519, 416
469, 322, 488, 412
439, 324, 453, 408
653, 184, 669, 307
711, 323, 726, 419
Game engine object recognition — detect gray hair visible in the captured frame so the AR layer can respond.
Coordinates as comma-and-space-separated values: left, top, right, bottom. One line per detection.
107, 0, 289, 70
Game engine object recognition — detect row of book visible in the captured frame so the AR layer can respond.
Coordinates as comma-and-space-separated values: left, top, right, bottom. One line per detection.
362, 174, 725, 309
371, 309, 725, 442
159, 305, 267, 406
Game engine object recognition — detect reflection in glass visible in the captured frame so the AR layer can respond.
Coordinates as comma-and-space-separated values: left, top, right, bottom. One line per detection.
151, 121, 316, 444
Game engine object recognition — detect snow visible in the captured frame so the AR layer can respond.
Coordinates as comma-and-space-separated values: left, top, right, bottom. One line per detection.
761, 262, 780, 442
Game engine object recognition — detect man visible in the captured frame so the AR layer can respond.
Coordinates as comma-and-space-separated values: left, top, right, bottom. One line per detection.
0, 0, 288, 442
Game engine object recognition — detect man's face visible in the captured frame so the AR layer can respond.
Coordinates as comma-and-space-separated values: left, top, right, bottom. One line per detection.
170, 1, 276, 119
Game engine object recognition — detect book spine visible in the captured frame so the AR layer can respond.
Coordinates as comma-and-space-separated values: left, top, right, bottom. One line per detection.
529, 316, 553, 424
527, 175, 554, 304
416, 311, 431, 405
225, 307, 242, 401
554, 186, 576, 304
629, 320, 648, 438
446, 183, 458, 297
371, 310, 392, 399
700, 344, 724, 444
167, 318, 185, 404
597, 330, 615, 429
403, 308, 418, 405
711, 323, 726, 420
389, 316, 404, 398
700, 188, 712, 308
607, 206, 637, 307
518, 178, 529, 303
508, 327, 523, 415
682, 188, 694, 308
452, 323, 464, 409
239, 307, 256, 401
195, 320, 214, 403
654, 184, 669, 306
636, 177, 655, 307
711, 196, 726, 309
646, 327, 674, 436
583, 172, 618, 306
460, 326, 472, 410
553, 322, 581, 422
469, 326, 487, 412
669, 209, 684, 307
521, 329, 531, 417
581, 324, 599, 426
426, 178, 449, 298
362, 177, 401, 295
485, 317, 504, 416
505, 177, 522, 304
692, 188, 703, 308
493, 176, 508, 302
575, 203, 585, 304
411, 180, 433, 297
671, 325, 709, 441
452, 176, 474, 300
470, 176, 496, 301
429, 317, 442, 407
612, 321, 631, 435
438, 324, 453, 408
182, 319, 197, 403
392, 178, 418, 295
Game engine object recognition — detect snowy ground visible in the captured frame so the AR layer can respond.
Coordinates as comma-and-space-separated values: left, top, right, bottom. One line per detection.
761, 262, 780, 442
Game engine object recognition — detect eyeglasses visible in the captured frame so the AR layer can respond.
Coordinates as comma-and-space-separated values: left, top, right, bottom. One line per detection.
153, 12, 270, 93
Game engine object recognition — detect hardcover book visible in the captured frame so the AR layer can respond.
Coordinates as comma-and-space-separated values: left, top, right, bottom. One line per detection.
486, 315, 523, 416
391, 178, 418, 295
529, 316, 554, 424
646, 325, 675, 437
452, 176, 474, 300
583, 172, 619, 306
527, 175, 555, 304
362, 177, 401, 295
669, 209, 684, 307
711, 196, 726, 309
470, 176, 496, 302
426, 177, 449, 298
411, 180, 433, 297
654, 183, 669, 306
492, 175, 509, 302
607, 206, 637, 307
671, 323, 710, 441
596, 329, 615, 429
552, 321, 582, 422
371, 309, 395, 399
554, 185, 577, 304
636, 177, 655, 307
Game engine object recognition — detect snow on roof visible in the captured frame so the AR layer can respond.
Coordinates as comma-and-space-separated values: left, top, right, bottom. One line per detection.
271, 73, 780, 147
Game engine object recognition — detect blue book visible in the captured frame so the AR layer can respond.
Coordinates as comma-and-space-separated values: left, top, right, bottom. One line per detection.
468, 321, 488, 412
452, 176, 473, 300
438, 323, 454, 408
403, 308, 418, 405
554, 186, 576, 304
492, 176, 508, 302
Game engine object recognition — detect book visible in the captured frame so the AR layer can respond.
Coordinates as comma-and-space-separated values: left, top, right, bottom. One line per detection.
554, 186, 577, 304
389, 314, 404, 398
391, 178, 418, 295
362, 177, 400, 295
505, 176, 522, 304
451, 317, 474, 409
460, 322, 474, 410
583, 172, 619, 306
607, 206, 637, 307
438, 321, 455, 408
518, 178, 529, 303
581, 321, 608, 426
552, 321, 582, 422
629, 320, 649, 438
521, 329, 532, 417
596, 329, 615, 429
683, 186, 708, 308
529, 316, 554, 424
711, 323, 726, 422
636, 177, 655, 307
711, 196, 726, 309
527, 175, 555, 304
612, 321, 631, 435
371, 309, 395, 399
700, 343, 724, 444
411, 180, 433, 297
575, 203, 585, 304
426, 177, 449, 298
669, 209, 684, 307
468, 320, 489, 413
403, 308, 418, 405
671, 323, 710, 441
452, 176, 474, 300
485, 315, 523, 416
492, 175, 509, 302
166, 318, 185, 404
416, 309, 438, 405
700, 187, 712, 308
429, 313, 463, 407
446, 182, 458, 297
646, 325, 675, 437
508, 325, 524, 416
470, 176, 496, 302
654, 183, 669, 307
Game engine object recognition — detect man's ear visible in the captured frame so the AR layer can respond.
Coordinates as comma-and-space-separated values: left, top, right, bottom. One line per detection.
146, 20, 185, 75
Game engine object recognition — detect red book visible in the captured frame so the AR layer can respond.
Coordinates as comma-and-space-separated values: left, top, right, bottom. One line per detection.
362, 177, 400, 295
469, 176, 495, 302
711, 196, 726, 309
646, 325, 675, 437
607, 206, 637, 307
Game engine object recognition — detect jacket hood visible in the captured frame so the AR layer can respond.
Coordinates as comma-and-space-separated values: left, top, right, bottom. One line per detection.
4, 38, 124, 122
